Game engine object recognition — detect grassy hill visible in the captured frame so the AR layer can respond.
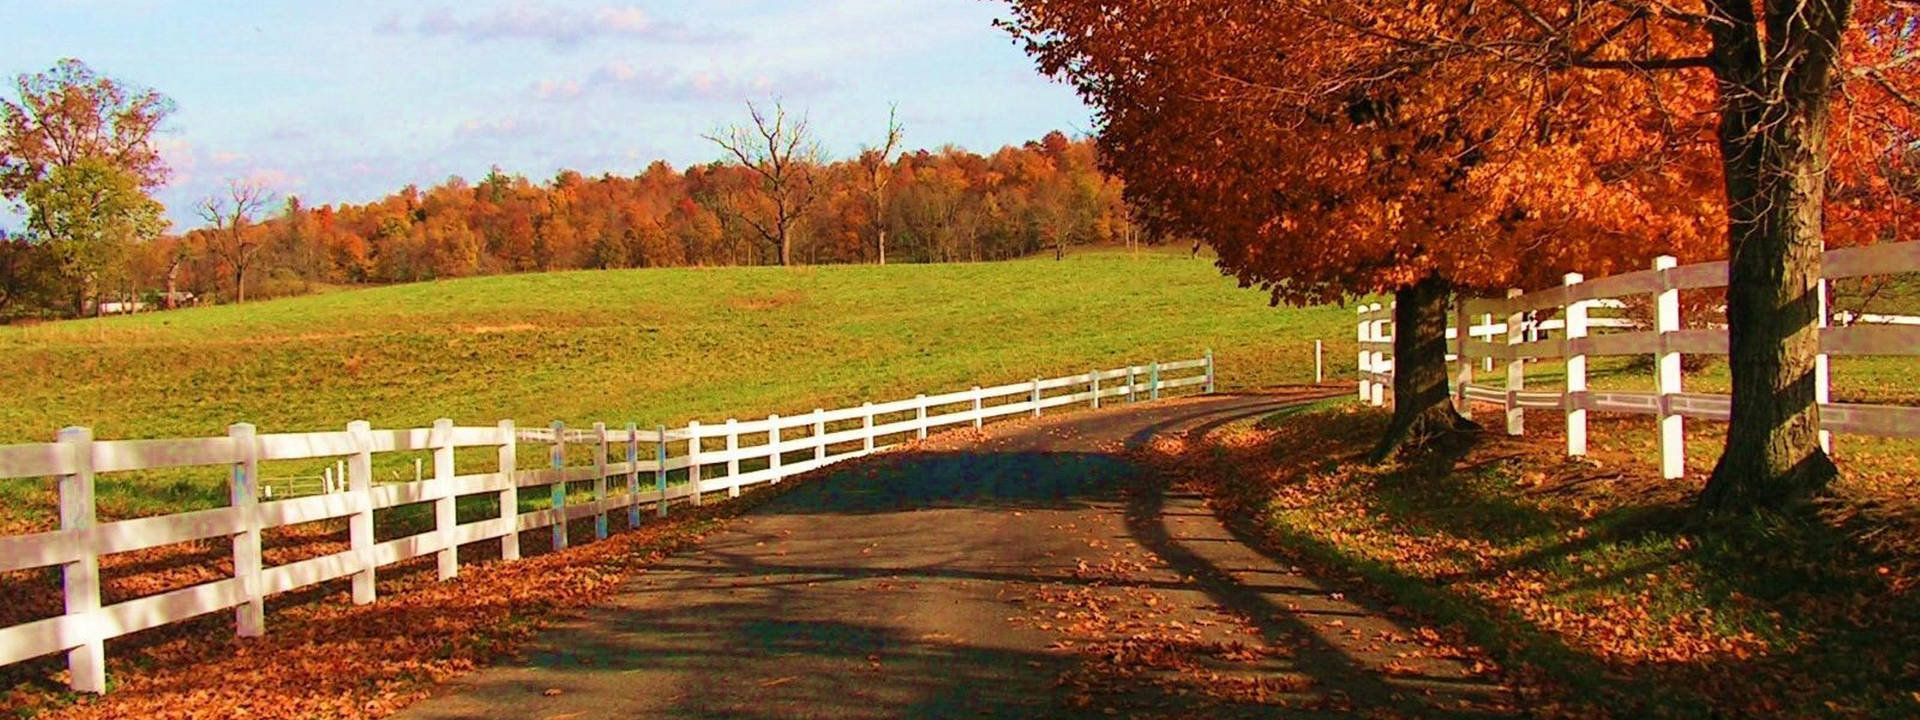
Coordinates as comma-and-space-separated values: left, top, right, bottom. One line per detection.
0, 249, 1355, 529
0, 248, 1348, 444
6, 249, 1908, 531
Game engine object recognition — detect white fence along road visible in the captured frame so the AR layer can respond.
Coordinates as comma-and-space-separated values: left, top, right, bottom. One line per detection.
0, 355, 1215, 693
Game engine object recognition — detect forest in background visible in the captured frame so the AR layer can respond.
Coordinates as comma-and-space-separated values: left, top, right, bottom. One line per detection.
4, 129, 1143, 317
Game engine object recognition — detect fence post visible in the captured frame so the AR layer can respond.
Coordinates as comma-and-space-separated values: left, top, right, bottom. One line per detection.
769, 415, 784, 483
1357, 306, 1371, 401
229, 422, 265, 638
812, 409, 827, 459
1504, 291, 1526, 435
1204, 349, 1215, 393
550, 421, 568, 550
1031, 378, 1043, 417
725, 419, 741, 498
1370, 303, 1387, 407
1564, 274, 1589, 457
1482, 313, 1496, 372
1127, 367, 1138, 403
916, 395, 929, 439
592, 422, 609, 539
625, 422, 641, 528
655, 425, 669, 517
432, 418, 457, 580
1816, 277, 1833, 455
687, 420, 703, 506
862, 403, 876, 452
349, 421, 379, 600
1315, 340, 1324, 385
1453, 301, 1473, 418
496, 420, 519, 562
970, 388, 983, 429
57, 426, 104, 693
1149, 363, 1161, 401
1090, 370, 1101, 409
1654, 255, 1685, 479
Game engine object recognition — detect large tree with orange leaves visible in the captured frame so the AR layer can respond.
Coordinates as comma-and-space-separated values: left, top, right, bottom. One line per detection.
1004, 0, 1916, 509
1004, 0, 1725, 459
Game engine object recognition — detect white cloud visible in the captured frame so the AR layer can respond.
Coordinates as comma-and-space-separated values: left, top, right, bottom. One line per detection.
240, 168, 300, 192
534, 79, 584, 100
392, 3, 729, 49
532, 62, 835, 104
455, 117, 538, 138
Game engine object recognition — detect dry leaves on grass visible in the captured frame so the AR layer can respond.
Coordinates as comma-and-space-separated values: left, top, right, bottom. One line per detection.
1, 491, 792, 720
1139, 401, 1920, 719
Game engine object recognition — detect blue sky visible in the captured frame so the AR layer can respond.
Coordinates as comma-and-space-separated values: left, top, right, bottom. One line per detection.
4, 0, 1094, 227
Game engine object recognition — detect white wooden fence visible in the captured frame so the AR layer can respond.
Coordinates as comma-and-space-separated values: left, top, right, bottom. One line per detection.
1357, 241, 1920, 475
0, 354, 1214, 692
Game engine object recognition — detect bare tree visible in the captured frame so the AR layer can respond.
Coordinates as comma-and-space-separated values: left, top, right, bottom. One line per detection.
162, 240, 187, 309
702, 101, 823, 266
857, 104, 905, 265
198, 179, 272, 303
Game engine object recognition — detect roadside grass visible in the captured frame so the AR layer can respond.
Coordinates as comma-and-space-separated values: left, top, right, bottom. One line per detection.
1147, 399, 1920, 719
0, 248, 1354, 532
1832, 273, 1920, 318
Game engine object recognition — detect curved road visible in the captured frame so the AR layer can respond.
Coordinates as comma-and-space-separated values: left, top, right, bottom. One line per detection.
398, 391, 1516, 719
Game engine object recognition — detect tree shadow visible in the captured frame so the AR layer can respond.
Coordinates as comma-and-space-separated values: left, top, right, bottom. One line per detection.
399, 426, 1520, 719
752, 450, 1137, 516
1181, 402, 1920, 717
1121, 479, 1517, 718
403, 605, 1107, 720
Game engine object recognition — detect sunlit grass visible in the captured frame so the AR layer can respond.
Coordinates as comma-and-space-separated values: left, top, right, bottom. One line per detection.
0, 248, 1356, 530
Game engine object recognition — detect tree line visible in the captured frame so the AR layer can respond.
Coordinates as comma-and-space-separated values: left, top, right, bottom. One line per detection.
1, 61, 1144, 317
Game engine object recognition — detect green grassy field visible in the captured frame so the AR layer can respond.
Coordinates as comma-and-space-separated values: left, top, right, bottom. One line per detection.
6, 248, 1908, 533
0, 248, 1355, 530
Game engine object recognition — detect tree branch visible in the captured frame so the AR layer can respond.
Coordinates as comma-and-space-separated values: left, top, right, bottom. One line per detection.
1862, 67, 1920, 113
1570, 55, 1715, 70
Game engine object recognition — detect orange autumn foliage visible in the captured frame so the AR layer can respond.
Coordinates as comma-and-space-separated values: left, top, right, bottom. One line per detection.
1005, 0, 1917, 501
1002, 1, 1728, 306
1003, 0, 1915, 299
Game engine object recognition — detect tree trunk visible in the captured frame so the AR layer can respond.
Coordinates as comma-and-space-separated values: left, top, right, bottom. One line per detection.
164, 262, 179, 310
1370, 275, 1478, 462
775, 219, 793, 267
1698, 0, 1842, 512
879, 228, 887, 266
234, 266, 247, 304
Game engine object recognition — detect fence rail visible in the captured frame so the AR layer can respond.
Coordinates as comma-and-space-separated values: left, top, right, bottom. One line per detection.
0, 354, 1215, 692
1357, 240, 1920, 475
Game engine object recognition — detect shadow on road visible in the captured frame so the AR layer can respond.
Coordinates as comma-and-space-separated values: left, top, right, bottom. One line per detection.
755, 450, 1138, 515
401, 392, 1516, 719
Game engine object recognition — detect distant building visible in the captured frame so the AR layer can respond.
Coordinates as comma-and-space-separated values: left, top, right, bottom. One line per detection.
99, 292, 198, 315
99, 300, 150, 315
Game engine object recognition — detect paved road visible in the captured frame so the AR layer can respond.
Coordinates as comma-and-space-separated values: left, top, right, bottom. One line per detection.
398, 391, 1516, 719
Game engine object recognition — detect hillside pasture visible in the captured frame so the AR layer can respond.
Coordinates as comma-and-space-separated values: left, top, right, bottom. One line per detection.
0, 249, 1353, 531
